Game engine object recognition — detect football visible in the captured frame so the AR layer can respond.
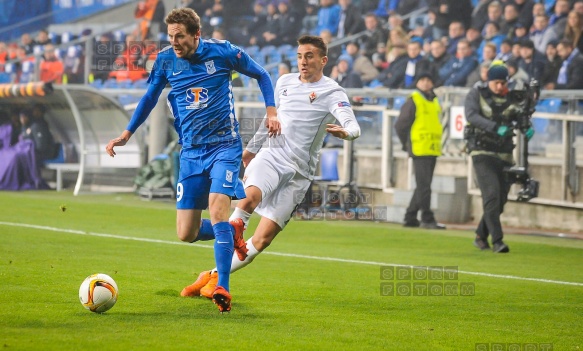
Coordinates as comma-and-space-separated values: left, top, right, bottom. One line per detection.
79, 273, 118, 313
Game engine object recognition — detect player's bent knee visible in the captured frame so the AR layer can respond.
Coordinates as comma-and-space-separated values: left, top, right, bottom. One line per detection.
176, 222, 199, 242
253, 235, 274, 251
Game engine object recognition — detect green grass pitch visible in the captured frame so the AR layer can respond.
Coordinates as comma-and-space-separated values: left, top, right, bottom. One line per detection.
0, 191, 581, 351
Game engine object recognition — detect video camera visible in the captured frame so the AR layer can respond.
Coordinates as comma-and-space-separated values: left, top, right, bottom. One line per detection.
503, 79, 540, 202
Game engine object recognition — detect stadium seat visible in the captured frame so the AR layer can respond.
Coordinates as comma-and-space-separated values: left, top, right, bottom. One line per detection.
244, 45, 260, 59
0, 73, 10, 83
260, 45, 279, 64
48, 32, 60, 44
118, 94, 139, 106
89, 79, 103, 89
532, 98, 562, 136
102, 78, 120, 89
113, 30, 126, 42
535, 98, 562, 113
132, 78, 148, 89
118, 79, 133, 89
392, 96, 407, 110
60, 32, 75, 44
277, 44, 294, 61
313, 149, 340, 210
20, 61, 35, 83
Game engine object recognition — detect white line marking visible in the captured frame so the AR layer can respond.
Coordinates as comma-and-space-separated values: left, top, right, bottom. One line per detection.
2, 221, 582, 287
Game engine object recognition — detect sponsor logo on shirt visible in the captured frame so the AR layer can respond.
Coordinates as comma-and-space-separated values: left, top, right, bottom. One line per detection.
185, 87, 209, 109
309, 91, 317, 103
205, 60, 216, 75
281, 88, 287, 96
337, 101, 351, 107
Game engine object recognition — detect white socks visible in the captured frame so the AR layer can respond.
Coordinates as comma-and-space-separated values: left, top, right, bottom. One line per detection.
211, 238, 260, 274
229, 207, 251, 228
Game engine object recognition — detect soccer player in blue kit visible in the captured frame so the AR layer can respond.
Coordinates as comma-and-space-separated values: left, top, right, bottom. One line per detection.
105, 7, 280, 313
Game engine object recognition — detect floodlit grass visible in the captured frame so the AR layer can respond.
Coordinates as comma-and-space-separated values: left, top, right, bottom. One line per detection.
0, 191, 582, 351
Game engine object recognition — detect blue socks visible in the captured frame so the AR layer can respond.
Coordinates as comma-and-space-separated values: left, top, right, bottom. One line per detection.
192, 219, 214, 242
213, 221, 234, 292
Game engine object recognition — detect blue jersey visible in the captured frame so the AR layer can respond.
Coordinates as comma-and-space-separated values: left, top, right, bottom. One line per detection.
127, 39, 275, 146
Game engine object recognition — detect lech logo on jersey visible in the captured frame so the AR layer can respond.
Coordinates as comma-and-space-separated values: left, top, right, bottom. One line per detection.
225, 170, 233, 183
205, 60, 216, 74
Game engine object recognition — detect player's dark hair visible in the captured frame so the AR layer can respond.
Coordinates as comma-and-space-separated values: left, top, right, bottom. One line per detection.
298, 35, 327, 57
165, 8, 201, 35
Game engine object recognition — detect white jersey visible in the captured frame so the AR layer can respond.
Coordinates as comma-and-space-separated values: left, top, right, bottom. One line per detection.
246, 73, 360, 179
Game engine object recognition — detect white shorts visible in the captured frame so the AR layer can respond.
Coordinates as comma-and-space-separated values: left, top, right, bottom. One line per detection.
243, 151, 311, 229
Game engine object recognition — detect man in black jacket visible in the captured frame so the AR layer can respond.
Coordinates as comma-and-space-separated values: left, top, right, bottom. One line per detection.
464, 61, 535, 253
554, 39, 583, 90
337, 0, 364, 38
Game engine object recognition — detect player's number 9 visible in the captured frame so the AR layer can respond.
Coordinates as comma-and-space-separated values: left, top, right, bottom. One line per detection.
176, 182, 183, 202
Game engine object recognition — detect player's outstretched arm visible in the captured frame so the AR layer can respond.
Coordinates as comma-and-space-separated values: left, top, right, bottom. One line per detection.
106, 81, 166, 157
106, 130, 133, 157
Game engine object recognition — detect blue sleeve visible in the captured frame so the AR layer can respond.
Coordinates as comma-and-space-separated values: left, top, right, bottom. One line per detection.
126, 82, 166, 133
126, 54, 168, 133
227, 43, 275, 107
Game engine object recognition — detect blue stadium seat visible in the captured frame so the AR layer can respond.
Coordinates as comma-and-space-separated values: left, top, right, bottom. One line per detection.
535, 98, 562, 113
118, 79, 133, 89
367, 79, 383, 88
533, 98, 562, 134
313, 148, 340, 210
392, 96, 406, 110
113, 30, 126, 42
260, 45, 280, 64
132, 78, 148, 89
102, 79, 120, 88
60, 32, 75, 44
48, 32, 60, 44
278, 44, 295, 61
240, 74, 251, 87
118, 94, 138, 106
0, 73, 10, 83
244, 45, 260, 58
89, 79, 103, 89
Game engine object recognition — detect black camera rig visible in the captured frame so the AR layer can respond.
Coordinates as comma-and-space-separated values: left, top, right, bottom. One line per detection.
503, 79, 540, 202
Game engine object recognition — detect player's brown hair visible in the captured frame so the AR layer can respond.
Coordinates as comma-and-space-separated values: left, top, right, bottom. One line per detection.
298, 35, 328, 57
165, 8, 201, 35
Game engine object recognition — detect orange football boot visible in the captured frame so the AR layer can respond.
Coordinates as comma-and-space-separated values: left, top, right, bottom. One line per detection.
180, 270, 213, 297
212, 286, 232, 313
230, 218, 248, 261
200, 271, 218, 299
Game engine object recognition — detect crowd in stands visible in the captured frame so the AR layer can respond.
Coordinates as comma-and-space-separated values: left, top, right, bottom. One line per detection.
1, 0, 583, 93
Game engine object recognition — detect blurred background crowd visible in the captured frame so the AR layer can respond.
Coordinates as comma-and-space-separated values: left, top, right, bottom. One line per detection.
0, 0, 582, 92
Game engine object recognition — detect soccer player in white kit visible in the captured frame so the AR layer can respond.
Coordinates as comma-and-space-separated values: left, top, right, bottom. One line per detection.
181, 35, 361, 298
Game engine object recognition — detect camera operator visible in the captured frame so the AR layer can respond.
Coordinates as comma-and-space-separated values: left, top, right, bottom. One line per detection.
464, 61, 534, 253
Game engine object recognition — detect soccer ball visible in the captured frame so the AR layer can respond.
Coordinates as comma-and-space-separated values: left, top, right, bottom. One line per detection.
79, 273, 118, 313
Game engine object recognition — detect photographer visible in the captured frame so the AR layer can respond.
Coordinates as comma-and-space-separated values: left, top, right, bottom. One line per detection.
464, 61, 534, 253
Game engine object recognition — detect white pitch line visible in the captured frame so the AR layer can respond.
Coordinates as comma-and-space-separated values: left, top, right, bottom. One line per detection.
2, 221, 582, 287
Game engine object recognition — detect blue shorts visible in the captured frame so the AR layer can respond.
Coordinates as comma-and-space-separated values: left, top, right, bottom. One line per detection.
176, 139, 246, 210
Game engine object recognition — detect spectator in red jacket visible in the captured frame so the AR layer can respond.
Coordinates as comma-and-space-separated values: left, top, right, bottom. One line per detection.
39, 44, 64, 84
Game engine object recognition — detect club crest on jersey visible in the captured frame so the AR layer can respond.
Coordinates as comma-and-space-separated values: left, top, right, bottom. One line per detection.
205, 60, 216, 74
309, 91, 317, 103
185, 87, 209, 109
225, 170, 233, 183
281, 88, 287, 96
